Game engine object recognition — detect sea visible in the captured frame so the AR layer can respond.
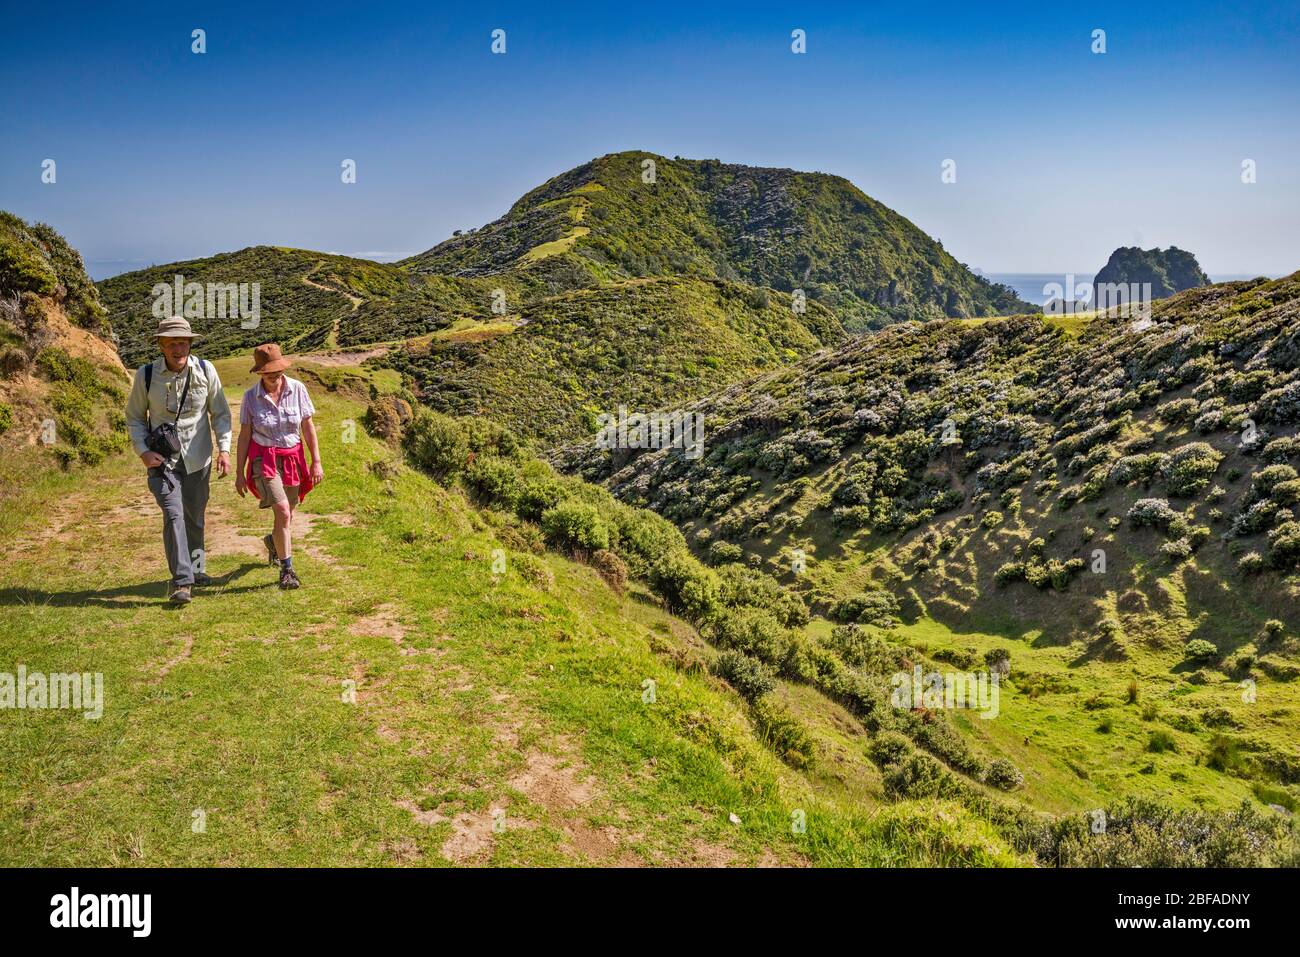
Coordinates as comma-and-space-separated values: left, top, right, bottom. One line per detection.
984, 273, 1274, 310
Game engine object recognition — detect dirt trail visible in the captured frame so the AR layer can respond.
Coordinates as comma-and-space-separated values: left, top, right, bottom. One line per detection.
292, 348, 388, 366
301, 261, 364, 311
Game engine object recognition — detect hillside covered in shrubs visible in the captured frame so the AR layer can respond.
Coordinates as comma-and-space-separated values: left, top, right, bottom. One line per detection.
549, 274, 1300, 830
0, 212, 130, 482
557, 273, 1300, 633
368, 383, 1300, 866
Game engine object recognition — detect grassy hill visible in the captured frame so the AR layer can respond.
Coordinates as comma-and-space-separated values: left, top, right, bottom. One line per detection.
0, 212, 130, 485
98, 151, 1033, 449
404, 150, 1033, 328
0, 353, 1038, 866
552, 274, 1300, 821
384, 275, 844, 447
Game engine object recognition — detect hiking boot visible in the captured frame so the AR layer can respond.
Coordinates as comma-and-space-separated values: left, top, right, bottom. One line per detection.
169, 585, 193, 604
263, 534, 279, 566
279, 566, 301, 590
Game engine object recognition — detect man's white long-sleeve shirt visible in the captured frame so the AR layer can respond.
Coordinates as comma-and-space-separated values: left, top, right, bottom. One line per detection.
124, 356, 232, 472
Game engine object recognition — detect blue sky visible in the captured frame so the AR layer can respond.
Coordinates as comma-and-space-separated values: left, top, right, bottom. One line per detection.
2, 0, 1297, 277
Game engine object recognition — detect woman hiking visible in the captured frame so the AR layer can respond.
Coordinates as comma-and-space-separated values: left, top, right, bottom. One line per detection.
234, 343, 324, 589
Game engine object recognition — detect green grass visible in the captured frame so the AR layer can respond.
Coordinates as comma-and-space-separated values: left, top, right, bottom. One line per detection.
0, 357, 1025, 866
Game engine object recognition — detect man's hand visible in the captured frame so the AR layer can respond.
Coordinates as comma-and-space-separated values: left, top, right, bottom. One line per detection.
235, 474, 248, 498
140, 451, 165, 468
310, 461, 324, 484
216, 451, 231, 478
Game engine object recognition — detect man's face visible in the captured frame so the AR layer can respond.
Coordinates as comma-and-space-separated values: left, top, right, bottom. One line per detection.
159, 336, 191, 364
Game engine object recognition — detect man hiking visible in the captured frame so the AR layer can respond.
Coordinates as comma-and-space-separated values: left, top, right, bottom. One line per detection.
124, 317, 233, 604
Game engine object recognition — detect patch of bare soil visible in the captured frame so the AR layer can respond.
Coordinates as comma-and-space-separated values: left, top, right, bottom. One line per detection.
152, 634, 194, 681
394, 800, 525, 864
294, 348, 388, 366
348, 603, 407, 641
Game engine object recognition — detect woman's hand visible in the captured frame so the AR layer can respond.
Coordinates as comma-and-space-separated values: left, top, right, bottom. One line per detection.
235, 474, 248, 498
310, 461, 324, 484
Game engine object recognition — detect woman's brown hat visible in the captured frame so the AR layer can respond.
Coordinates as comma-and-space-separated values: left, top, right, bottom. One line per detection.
250, 343, 293, 374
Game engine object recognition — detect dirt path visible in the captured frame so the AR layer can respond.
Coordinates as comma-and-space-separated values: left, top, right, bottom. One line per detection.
300, 261, 366, 351
292, 348, 389, 366
302, 261, 364, 311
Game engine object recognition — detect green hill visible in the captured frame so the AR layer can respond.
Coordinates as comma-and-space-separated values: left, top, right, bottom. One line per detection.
404, 150, 1034, 328
383, 275, 844, 448
98, 151, 1032, 445
552, 274, 1300, 819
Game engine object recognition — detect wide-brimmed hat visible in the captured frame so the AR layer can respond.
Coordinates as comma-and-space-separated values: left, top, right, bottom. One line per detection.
155, 316, 202, 340
250, 343, 293, 374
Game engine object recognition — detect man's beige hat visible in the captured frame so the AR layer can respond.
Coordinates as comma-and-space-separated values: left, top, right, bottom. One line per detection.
154, 316, 202, 339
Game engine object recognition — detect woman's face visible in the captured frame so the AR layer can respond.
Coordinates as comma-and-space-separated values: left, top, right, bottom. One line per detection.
260, 371, 284, 391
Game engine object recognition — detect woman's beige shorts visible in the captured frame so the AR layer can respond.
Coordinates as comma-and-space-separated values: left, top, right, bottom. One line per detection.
251, 456, 299, 510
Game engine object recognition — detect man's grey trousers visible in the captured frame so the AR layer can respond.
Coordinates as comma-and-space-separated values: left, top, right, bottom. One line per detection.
147, 459, 210, 587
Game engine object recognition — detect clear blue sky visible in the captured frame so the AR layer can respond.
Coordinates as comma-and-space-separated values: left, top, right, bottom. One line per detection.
2, 0, 1297, 278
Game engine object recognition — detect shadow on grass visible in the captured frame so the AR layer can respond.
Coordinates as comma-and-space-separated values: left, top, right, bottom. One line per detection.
0, 562, 272, 609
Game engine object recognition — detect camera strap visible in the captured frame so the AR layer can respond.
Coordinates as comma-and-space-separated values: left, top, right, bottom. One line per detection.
142, 359, 198, 427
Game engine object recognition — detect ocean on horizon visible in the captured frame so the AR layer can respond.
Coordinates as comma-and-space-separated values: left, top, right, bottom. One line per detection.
985, 273, 1274, 308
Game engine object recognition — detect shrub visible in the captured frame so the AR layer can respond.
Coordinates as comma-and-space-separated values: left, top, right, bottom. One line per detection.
750, 697, 814, 768
649, 550, 720, 620
1230, 499, 1279, 538
1109, 452, 1167, 486
985, 758, 1024, 791
1205, 734, 1241, 772
709, 607, 791, 665
614, 508, 686, 576
1252, 464, 1299, 498
1147, 730, 1177, 753
1184, 638, 1218, 662
712, 650, 775, 701
591, 549, 628, 593
1034, 796, 1292, 867
541, 500, 611, 552
1161, 443, 1224, 497
1267, 521, 1300, 570
513, 552, 554, 591
882, 752, 949, 799
404, 410, 469, 480
977, 648, 1010, 677
1128, 498, 1177, 530
1237, 551, 1265, 574
1272, 479, 1300, 505
994, 561, 1026, 585
981, 510, 1003, 528
0, 401, 11, 435
707, 540, 742, 565
464, 455, 523, 508
516, 476, 567, 522
1157, 398, 1199, 423
830, 590, 900, 626
363, 394, 413, 443
868, 730, 914, 767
